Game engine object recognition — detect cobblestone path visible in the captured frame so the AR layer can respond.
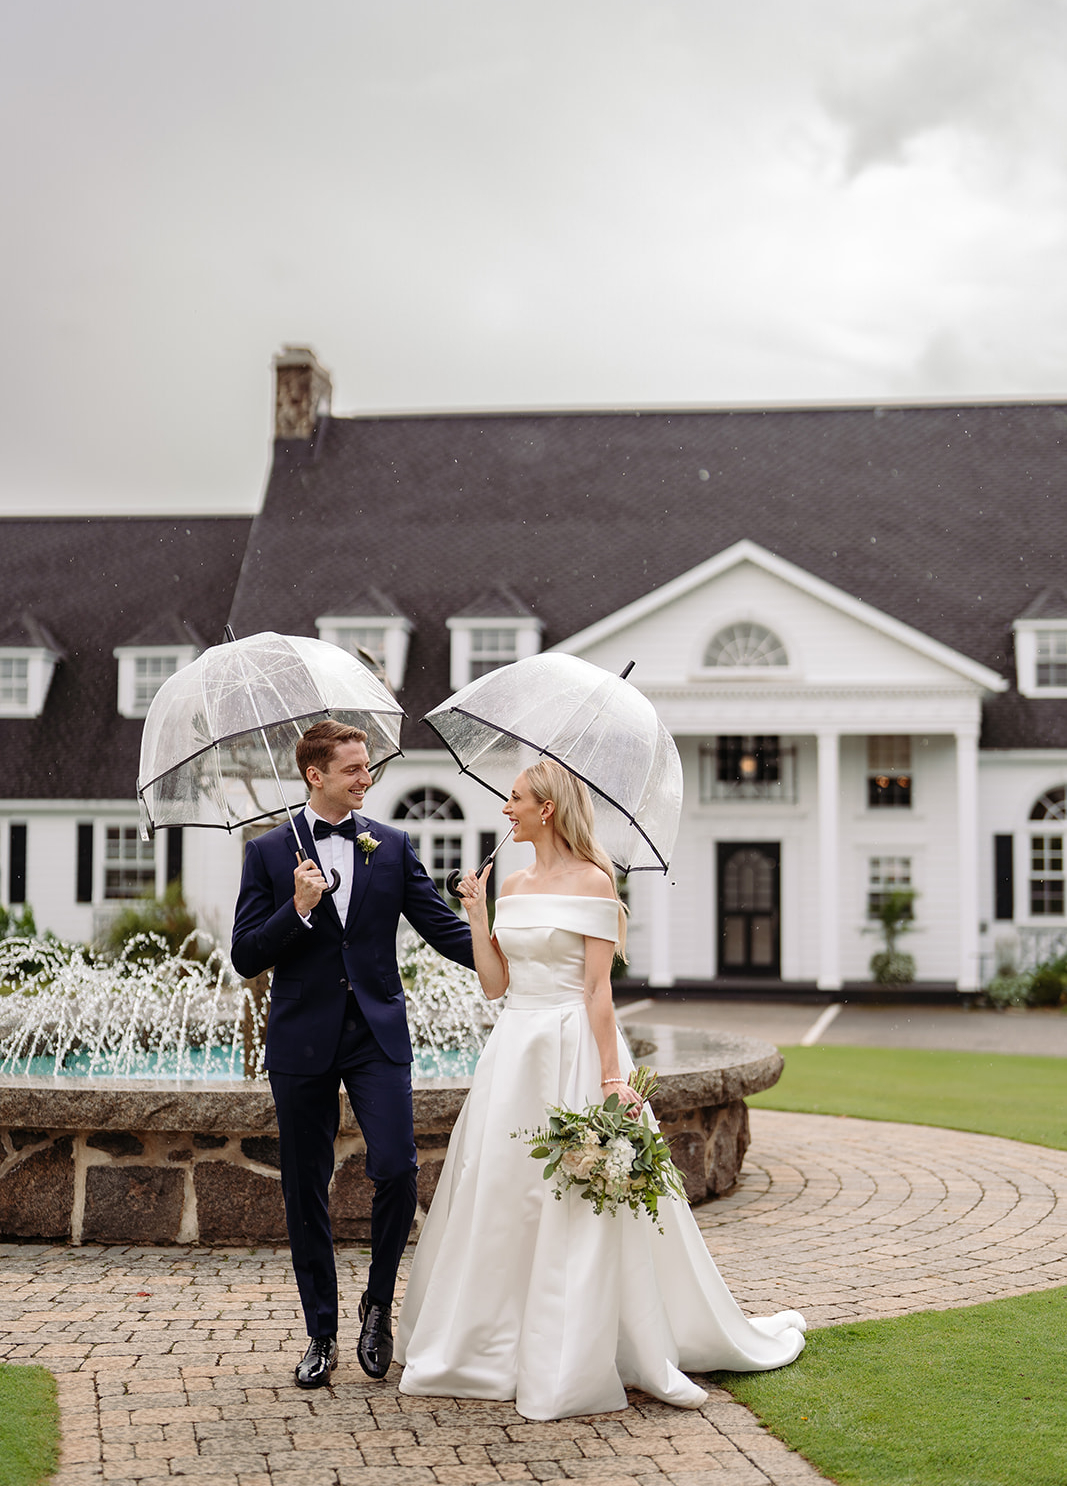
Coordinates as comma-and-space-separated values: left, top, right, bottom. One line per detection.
2, 1109, 1065, 1486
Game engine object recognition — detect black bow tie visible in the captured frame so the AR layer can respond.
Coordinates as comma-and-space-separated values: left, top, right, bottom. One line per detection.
312, 817, 359, 841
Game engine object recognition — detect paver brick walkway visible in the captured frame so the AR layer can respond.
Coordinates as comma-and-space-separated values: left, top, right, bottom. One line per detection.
3, 1109, 1066, 1486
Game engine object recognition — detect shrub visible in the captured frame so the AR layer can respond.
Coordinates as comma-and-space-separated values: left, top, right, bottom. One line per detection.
869, 951, 917, 986
0, 904, 37, 939
867, 889, 917, 985
982, 953, 1067, 1010
102, 881, 201, 960
1027, 953, 1067, 1008
983, 973, 1033, 1009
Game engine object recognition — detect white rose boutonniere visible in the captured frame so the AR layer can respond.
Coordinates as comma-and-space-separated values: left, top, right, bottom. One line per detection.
355, 831, 381, 867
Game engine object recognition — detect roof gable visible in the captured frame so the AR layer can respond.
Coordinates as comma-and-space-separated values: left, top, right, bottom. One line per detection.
556, 539, 1008, 693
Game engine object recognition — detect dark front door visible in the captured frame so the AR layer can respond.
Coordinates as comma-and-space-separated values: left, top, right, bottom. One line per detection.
717, 842, 780, 977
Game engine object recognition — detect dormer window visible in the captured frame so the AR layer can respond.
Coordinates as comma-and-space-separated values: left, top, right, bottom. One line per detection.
114, 646, 198, 718
1013, 591, 1067, 698
0, 614, 64, 719
447, 586, 542, 689
317, 589, 412, 692
114, 617, 203, 720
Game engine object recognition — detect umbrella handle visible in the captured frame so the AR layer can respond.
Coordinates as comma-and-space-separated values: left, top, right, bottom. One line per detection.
445, 825, 516, 899
296, 848, 342, 896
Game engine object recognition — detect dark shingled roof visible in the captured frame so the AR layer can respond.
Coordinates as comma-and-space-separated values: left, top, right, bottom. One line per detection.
0, 518, 251, 799
229, 402, 1067, 750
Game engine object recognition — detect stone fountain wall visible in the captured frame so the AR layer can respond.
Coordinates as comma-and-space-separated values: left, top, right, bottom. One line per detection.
0, 1027, 783, 1245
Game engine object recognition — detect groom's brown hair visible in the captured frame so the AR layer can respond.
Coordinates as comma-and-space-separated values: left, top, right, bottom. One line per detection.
296, 719, 368, 785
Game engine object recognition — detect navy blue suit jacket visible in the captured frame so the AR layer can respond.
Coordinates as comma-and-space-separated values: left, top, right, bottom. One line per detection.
230, 813, 475, 1073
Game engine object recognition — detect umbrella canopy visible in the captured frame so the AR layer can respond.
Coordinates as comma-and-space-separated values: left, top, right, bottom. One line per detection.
137, 631, 404, 837
423, 653, 682, 873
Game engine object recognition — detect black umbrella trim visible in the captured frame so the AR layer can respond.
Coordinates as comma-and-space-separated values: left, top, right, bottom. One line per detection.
423, 707, 667, 874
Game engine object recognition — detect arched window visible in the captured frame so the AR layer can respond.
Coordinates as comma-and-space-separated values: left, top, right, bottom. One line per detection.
1029, 786, 1066, 916
704, 622, 788, 669
1030, 786, 1066, 821
393, 788, 464, 895
393, 788, 464, 822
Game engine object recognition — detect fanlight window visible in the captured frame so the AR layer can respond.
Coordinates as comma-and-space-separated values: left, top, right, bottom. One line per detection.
393, 788, 464, 822
1030, 787, 1066, 822
704, 623, 787, 669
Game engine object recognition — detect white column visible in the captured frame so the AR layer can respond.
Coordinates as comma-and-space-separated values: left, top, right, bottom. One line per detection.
956, 726, 981, 992
816, 730, 842, 991
646, 871, 675, 988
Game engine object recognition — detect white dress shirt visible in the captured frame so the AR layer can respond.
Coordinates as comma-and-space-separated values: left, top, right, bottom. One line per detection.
301, 803, 357, 926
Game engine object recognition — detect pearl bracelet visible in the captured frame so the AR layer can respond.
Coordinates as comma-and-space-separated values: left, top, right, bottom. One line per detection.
601, 1078, 627, 1085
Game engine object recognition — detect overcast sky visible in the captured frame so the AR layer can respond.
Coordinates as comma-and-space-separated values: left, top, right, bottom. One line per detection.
2, 0, 1064, 516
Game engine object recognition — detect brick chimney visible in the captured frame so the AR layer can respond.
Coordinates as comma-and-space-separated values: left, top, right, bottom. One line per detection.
273, 346, 332, 439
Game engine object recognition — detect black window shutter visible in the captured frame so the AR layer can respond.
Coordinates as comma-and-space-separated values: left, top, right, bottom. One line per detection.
166, 827, 183, 885
479, 831, 497, 900
9, 824, 27, 904
76, 823, 94, 903
994, 834, 1014, 920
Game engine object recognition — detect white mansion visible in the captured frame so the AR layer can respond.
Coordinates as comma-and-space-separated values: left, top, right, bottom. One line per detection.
2, 349, 1066, 993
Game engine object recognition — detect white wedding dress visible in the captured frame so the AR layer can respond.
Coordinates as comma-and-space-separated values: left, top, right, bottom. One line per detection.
396, 894, 805, 1421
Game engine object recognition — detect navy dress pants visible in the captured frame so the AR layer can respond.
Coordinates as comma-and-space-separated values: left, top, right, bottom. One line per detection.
269, 995, 418, 1338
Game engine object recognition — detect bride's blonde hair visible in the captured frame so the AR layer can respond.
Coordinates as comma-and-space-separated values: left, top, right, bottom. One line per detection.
524, 759, 628, 960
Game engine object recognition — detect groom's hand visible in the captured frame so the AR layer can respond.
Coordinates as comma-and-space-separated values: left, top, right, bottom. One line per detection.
293, 859, 327, 917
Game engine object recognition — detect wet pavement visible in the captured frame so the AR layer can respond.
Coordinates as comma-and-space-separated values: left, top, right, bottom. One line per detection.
618, 996, 1067, 1057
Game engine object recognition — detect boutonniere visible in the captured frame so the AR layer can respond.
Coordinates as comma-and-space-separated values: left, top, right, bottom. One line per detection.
355, 831, 381, 866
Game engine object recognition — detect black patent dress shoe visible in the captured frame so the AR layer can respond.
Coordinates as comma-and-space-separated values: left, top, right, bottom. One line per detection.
357, 1292, 393, 1379
294, 1334, 338, 1389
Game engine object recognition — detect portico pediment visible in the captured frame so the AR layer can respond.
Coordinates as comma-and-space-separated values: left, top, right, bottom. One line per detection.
554, 540, 1006, 719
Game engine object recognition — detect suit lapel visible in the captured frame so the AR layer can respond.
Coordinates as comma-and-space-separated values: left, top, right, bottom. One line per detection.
344, 815, 377, 930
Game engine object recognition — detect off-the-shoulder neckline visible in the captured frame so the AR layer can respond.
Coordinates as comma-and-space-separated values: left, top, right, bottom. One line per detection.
498, 892, 616, 904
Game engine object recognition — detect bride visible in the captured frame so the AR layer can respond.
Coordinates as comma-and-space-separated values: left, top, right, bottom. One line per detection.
395, 760, 805, 1421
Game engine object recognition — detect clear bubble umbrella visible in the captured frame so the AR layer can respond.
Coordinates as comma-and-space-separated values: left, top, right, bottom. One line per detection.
137, 631, 405, 875
424, 652, 682, 881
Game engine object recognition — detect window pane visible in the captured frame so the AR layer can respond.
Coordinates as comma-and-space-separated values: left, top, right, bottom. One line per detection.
393, 788, 464, 822
1035, 632, 1067, 687
868, 856, 913, 917
104, 826, 155, 899
336, 627, 387, 666
0, 657, 29, 705
429, 834, 463, 895
704, 622, 787, 668
1030, 879, 1065, 915
133, 654, 179, 708
868, 774, 912, 808
470, 629, 517, 656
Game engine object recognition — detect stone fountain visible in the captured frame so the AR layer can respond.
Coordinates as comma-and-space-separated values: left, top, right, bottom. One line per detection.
0, 934, 783, 1245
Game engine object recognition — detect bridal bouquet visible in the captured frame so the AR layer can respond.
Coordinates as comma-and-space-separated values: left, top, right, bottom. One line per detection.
513, 1067, 686, 1232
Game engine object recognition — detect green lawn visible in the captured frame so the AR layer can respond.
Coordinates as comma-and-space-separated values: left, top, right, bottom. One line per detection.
721, 1287, 1067, 1486
719, 1044, 1067, 1484
749, 1044, 1067, 1150
0, 1365, 59, 1486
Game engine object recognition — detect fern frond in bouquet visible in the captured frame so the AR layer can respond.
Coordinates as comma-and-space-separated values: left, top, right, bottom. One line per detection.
512, 1066, 686, 1232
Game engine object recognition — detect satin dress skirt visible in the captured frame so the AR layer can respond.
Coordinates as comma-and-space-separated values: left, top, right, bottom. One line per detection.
396, 907, 805, 1421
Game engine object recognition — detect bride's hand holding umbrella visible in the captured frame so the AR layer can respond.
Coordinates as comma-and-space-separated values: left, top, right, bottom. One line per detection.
456, 863, 492, 918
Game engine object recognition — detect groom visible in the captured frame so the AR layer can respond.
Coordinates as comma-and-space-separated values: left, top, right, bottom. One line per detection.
231, 719, 475, 1388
